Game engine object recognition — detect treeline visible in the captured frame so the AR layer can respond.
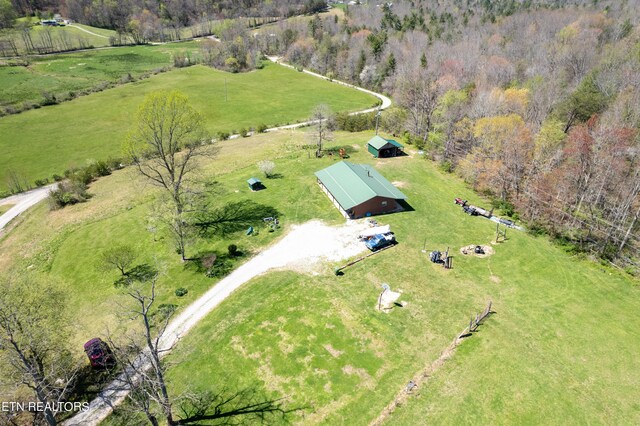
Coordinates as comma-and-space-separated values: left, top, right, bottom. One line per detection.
1, 0, 328, 37
255, 1, 640, 268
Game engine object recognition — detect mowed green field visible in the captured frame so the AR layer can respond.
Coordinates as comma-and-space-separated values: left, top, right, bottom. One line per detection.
0, 131, 364, 350
0, 42, 199, 108
1, 130, 639, 424
0, 60, 377, 191
157, 143, 640, 424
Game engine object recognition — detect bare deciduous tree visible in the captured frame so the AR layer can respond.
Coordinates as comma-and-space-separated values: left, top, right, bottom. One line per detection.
110, 274, 176, 426
396, 69, 441, 144
310, 104, 333, 157
124, 91, 214, 261
257, 160, 276, 178
0, 277, 79, 426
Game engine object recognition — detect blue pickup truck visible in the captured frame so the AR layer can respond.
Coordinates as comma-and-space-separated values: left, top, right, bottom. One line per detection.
365, 233, 396, 251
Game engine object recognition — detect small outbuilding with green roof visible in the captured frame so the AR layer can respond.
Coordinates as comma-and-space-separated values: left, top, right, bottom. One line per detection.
367, 135, 404, 158
314, 161, 407, 219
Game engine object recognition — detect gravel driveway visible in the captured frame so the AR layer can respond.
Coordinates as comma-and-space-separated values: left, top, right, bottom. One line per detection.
64, 220, 370, 426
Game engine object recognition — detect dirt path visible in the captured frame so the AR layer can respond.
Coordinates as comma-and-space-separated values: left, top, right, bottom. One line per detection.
266, 56, 392, 114
67, 24, 109, 39
369, 332, 468, 426
0, 184, 57, 232
221, 57, 392, 140
64, 220, 369, 426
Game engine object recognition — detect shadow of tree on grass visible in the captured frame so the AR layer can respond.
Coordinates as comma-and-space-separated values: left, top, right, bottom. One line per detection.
114, 264, 158, 288
194, 201, 280, 237
176, 387, 304, 425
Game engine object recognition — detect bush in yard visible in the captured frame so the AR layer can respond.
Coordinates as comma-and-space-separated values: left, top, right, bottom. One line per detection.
256, 123, 268, 133
87, 160, 111, 177
258, 160, 276, 178
175, 287, 188, 297
228, 244, 238, 256
71, 169, 94, 186
200, 253, 217, 271
34, 178, 49, 187
156, 304, 178, 320
205, 257, 232, 278
48, 180, 89, 209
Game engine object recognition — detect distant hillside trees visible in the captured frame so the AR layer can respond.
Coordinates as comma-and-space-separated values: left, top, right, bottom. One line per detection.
201, 20, 262, 72
258, 1, 640, 265
0, 0, 16, 28
62, 0, 327, 34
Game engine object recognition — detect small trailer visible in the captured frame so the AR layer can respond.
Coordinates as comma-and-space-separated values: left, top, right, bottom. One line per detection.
247, 177, 264, 191
463, 204, 493, 218
359, 224, 391, 239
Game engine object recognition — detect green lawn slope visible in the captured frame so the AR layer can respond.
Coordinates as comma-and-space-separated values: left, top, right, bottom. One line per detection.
160, 137, 640, 424
0, 43, 198, 109
0, 61, 377, 191
2, 130, 637, 424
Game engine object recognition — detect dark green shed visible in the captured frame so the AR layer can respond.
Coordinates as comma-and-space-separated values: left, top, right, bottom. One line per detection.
367, 135, 404, 158
247, 177, 263, 191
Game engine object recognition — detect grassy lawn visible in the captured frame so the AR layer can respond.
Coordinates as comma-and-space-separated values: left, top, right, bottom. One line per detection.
2, 129, 637, 424
0, 42, 200, 109
0, 61, 377, 192
68, 23, 119, 39
160, 137, 639, 424
0, 131, 368, 348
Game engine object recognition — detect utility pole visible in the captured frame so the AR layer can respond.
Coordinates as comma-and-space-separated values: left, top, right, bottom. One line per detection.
375, 108, 381, 135
224, 78, 228, 102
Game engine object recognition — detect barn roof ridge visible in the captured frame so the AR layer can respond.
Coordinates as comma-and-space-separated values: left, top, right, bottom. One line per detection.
314, 161, 406, 210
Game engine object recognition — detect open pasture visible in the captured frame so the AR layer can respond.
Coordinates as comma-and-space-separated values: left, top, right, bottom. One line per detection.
2, 125, 638, 424
4, 128, 632, 424
0, 60, 377, 191
0, 42, 200, 109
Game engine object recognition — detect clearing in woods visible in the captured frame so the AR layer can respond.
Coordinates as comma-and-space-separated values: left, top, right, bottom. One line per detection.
2, 130, 639, 424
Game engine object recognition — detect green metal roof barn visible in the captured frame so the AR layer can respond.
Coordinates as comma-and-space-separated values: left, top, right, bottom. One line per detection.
314, 161, 407, 219
367, 135, 404, 158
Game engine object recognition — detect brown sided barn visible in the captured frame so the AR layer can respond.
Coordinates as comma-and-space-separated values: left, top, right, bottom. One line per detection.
315, 161, 407, 219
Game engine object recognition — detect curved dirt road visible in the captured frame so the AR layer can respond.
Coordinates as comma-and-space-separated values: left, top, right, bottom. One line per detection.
64, 220, 369, 425
265, 56, 392, 128
224, 58, 392, 140
67, 24, 110, 39
0, 184, 56, 232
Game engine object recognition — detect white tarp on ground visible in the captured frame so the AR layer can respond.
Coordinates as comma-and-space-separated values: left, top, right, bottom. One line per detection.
359, 224, 391, 238
379, 290, 401, 310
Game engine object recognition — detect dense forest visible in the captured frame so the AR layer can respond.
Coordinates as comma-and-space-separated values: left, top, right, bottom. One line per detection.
251, 0, 640, 270
0, 0, 638, 268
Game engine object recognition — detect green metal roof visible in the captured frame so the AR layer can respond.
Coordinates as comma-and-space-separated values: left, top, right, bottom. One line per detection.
368, 135, 404, 150
314, 161, 407, 210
